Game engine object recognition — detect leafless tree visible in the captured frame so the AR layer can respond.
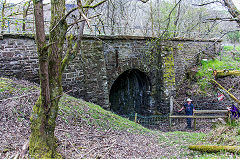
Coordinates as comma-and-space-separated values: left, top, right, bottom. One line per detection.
30, 0, 106, 158
1, 0, 7, 33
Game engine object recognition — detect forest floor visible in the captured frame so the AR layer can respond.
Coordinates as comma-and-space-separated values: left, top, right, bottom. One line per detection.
0, 77, 238, 159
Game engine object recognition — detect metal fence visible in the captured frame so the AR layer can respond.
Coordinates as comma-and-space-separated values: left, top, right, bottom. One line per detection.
123, 113, 169, 129
0, 17, 223, 39
0, 17, 50, 34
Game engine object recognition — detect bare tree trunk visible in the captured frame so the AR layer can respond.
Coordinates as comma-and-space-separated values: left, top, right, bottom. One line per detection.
22, 1, 31, 32
1, 0, 6, 33
223, 0, 240, 27
30, 0, 66, 158
150, 1, 154, 37
30, 0, 105, 158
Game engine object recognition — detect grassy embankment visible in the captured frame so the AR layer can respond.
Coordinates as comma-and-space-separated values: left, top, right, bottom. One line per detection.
196, 45, 240, 93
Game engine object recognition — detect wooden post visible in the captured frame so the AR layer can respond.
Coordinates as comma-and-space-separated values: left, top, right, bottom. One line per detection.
134, 113, 138, 123
193, 110, 196, 130
228, 111, 231, 124
169, 96, 173, 129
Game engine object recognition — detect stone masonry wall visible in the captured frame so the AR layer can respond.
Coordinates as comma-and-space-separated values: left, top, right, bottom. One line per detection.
170, 39, 221, 88
63, 39, 109, 109
0, 34, 221, 114
0, 35, 39, 82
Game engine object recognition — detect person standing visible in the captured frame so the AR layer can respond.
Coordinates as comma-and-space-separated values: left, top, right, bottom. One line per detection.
178, 98, 195, 129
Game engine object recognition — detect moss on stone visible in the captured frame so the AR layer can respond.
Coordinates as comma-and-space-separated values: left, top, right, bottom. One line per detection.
163, 53, 175, 87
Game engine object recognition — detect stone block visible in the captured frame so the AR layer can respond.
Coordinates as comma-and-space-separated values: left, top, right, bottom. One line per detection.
2, 52, 14, 57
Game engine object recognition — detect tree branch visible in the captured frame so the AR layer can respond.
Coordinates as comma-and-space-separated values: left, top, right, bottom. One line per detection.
205, 17, 238, 22
198, 29, 240, 59
223, 0, 240, 26
78, 8, 92, 28
192, 1, 222, 6
82, 0, 107, 8
43, 42, 56, 52
189, 145, 240, 154
49, 7, 78, 33
62, 0, 107, 72
210, 79, 240, 108
67, 13, 101, 28
50, 0, 106, 33
61, 35, 77, 72
138, 0, 149, 3
158, 0, 183, 40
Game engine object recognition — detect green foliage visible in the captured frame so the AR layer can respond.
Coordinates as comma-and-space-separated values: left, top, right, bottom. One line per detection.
151, 1, 178, 37
196, 54, 240, 93
237, 46, 240, 51
227, 31, 240, 44
0, 78, 13, 92
223, 45, 234, 51
223, 45, 240, 51
159, 131, 207, 158
165, 131, 206, 146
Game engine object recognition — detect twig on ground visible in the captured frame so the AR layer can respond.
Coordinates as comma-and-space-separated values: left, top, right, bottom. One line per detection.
68, 139, 81, 154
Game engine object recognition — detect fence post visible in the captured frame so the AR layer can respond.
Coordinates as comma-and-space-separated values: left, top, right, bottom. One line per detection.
169, 96, 173, 129
134, 113, 138, 123
8, 20, 10, 33
228, 111, 231, 124
193, 110, 196, 130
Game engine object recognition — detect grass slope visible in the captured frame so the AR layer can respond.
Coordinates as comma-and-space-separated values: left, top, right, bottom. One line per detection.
58, 95, 152, 134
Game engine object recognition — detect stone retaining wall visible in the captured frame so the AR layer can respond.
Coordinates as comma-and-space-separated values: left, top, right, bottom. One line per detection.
0, 34, 221, 114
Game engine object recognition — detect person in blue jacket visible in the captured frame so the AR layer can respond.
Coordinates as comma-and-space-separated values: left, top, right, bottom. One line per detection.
178, 98, 195, 129
227, 104, 240, 119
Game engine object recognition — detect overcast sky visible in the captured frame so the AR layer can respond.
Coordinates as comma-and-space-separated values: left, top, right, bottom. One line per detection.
233, 0, 240, 9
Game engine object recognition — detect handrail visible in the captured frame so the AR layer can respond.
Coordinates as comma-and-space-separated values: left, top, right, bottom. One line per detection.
169, 115, 227, 119
193, 110, 228, 114
169, 109, 230, 130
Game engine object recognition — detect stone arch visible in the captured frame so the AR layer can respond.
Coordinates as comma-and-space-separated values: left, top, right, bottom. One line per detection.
109, 69, 152, 116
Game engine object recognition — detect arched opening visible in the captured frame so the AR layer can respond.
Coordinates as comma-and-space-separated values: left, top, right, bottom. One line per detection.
109, 69, 152, 116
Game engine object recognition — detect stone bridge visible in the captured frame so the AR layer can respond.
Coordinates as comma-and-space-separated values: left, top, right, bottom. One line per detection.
0, 34, 221, 115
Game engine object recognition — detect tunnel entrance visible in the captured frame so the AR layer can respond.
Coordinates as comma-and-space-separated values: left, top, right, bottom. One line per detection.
109, 69, 152, 116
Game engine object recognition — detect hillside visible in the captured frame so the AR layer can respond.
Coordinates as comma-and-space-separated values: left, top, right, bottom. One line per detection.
175, 48, 240, 111
0, 77, 239, 159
